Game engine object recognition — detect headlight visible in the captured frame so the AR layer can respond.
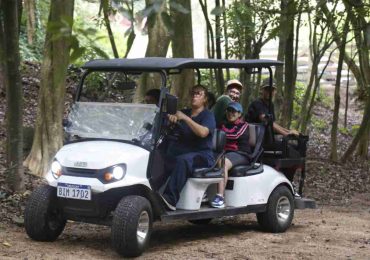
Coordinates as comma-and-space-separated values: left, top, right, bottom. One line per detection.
104, 165, 126, 182
112, 166, 124, 179
51, 160, 62, 179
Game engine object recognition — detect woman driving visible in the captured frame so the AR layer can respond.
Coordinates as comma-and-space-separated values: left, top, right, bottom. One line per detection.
161, 85, 216, 211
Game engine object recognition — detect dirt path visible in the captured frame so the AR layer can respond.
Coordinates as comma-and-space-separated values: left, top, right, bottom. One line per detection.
1, 194, 369, 260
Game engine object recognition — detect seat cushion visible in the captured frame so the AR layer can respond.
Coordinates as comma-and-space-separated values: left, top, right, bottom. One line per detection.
192, 168, 223, 178
229, 164, 263, 177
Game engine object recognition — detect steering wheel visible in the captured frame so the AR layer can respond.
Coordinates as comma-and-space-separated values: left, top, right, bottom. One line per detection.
164, 119, 182, 141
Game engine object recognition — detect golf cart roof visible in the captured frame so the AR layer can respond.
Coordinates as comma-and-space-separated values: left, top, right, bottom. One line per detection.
82, 57, 283, 71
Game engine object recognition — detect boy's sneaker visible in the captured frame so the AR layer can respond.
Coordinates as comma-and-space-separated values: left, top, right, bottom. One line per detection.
211, 194, 225, 208
160, 194, 176, 211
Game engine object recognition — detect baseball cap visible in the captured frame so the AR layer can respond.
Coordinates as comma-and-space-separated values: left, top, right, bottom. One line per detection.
261, 78, 277, 89
227, 102, 243, 113
226, 79, 243, 91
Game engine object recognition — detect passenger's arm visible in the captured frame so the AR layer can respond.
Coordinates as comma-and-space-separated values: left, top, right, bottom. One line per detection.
272, 122, 299, 136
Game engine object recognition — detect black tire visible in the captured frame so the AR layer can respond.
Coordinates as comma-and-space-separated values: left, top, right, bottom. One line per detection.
24, 185, 66, 241
188, 218, 213, 225
111, 195, 153, 257
257, 185, 294, 233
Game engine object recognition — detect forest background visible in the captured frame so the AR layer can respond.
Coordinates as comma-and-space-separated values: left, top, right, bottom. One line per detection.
0, 0, 369, 205
0, 1, 369, 258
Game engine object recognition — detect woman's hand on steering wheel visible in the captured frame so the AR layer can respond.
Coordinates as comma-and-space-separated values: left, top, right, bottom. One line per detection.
168, 114, 179, 124
168, 111, 187, 124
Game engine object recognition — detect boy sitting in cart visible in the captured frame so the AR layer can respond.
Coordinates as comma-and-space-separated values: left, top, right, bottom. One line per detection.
211, 102, 252, 208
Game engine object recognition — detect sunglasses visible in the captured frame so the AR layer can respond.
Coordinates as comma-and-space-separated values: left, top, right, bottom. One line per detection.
190, 90, 204, 97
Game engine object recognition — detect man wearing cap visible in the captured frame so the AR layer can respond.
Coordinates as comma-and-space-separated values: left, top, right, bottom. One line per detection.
246, 80, 299, 136
212, 79, 243, 126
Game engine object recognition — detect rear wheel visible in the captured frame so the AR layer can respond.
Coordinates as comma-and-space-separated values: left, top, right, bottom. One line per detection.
111, 195, 153, 257
24, 185, 66, 241
257, 185, 294, 233
188, 218, 213, 225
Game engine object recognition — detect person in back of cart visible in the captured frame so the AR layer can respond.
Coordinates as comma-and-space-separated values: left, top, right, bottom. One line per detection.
246, 79, 302, 184
212, 79, 243, 127
246, 80, 299, 137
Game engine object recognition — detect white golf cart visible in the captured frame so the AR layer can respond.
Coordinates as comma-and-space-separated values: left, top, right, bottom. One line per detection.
24, 58, 316, 257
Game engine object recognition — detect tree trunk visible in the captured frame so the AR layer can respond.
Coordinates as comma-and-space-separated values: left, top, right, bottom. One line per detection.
321, 3, 366, 98
1, 0, 24, 191
343, 0, 370, 158
347, 1, 370, 96
17, 0, 22, 36
198, 0, 215, 90
330, 17, 349, 161
25, 0, 36, 44
341, 97, 370, 162
298, 10, 322, 132
199, 0, 215, 59
214, 0, 224, 95
301, 49, 335, 134
298, 55, 317, 132
135, 0, 170, 102
344, 63, 350, 128
101, 0, 119, 58
292, 1, 302, 88
274, 0, 289, 118
170, 0, 194, 107
280, 0, 295, 128
123, 1, 135, 59
24, 0, 74, 177
0, 0, 5, 95
222, 0, 229, 80
0, 1, 6, 99
240, 0, 253, 108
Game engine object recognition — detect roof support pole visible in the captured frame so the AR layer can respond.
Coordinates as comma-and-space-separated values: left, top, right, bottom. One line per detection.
75, 71, 91, 102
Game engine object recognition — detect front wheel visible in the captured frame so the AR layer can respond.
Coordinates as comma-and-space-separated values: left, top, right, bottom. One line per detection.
257, 185, 294, 233
24, 185, 66, 241
111, 195, 153, 257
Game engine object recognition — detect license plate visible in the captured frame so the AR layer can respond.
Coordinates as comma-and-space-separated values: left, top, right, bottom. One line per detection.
57, 183, 91, 200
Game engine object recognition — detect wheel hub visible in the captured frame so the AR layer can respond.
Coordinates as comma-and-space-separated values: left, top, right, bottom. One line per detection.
276, 196, 291, 224
137, 211, 149, 244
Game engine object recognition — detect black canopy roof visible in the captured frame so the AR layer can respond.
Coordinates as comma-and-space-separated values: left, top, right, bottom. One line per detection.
82, 57, 283, 71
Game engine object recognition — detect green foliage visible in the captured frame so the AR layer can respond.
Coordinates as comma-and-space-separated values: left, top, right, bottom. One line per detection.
350, 124, 360, 136
339, 126, 350, 135
225, 0, 280, 59
19, 30, 44, 61
226, 2, 254, 59
338, 124, 360, 137
292, 81, 306, 117
47, 15, 109, 64
19, 0, 50, 61
311, 116, 328, 131
317, 87, 332, 108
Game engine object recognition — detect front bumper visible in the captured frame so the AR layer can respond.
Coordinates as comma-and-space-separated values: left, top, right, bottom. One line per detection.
58, 186, 125, 220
